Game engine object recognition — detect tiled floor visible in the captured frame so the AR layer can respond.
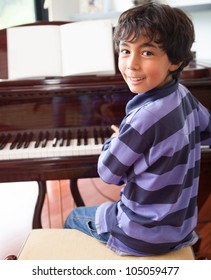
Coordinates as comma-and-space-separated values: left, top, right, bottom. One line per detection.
41, 179, 211, 259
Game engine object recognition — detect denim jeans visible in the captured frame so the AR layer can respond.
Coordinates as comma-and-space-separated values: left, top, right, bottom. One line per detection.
64, 205, 110, 243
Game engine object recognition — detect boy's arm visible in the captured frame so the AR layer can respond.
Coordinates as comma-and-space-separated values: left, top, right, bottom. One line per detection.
97, 117, 148, 185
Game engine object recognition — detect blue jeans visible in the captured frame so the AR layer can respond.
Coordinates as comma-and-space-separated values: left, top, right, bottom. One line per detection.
64, 205, 110, 243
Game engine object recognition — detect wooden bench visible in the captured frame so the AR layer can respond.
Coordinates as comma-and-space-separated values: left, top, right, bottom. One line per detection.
16, 229, 195, 260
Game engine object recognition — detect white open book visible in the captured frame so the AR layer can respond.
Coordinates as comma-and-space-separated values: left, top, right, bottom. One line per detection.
6, 19, 115, 79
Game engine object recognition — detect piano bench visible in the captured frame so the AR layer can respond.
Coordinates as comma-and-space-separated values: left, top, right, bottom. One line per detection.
16, 229, 195, 260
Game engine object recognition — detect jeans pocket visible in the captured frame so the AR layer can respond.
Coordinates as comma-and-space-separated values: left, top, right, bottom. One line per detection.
87, 221, 109, 244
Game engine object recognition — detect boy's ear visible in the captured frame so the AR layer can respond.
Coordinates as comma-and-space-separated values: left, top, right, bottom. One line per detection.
169, 61, 183, 72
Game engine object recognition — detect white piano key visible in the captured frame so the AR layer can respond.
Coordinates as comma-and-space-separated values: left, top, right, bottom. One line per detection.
0, 143, 11, 160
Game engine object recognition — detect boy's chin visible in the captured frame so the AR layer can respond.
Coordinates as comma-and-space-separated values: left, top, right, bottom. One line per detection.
128, 86, 142, 94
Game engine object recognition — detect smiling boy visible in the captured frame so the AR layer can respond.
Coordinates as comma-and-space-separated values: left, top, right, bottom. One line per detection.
65, 2, 211, 256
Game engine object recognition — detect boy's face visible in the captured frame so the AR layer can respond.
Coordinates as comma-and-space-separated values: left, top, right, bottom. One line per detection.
118, 36, 180, 94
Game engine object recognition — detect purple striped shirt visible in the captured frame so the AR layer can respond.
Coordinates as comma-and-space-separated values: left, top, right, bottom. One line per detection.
95, 79, 211, 256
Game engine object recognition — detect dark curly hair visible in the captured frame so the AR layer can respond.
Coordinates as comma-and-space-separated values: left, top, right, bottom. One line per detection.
113, 1, 195, 78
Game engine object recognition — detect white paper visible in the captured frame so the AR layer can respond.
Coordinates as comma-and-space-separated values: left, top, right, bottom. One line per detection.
6, 20, 115, 79
7, 25, 62, 79
60, 20, 115, 76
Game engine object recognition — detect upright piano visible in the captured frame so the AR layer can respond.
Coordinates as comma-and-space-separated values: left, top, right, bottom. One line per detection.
0, 26, 211, 231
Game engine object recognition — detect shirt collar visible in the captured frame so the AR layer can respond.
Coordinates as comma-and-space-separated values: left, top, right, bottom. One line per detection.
126, 79, 178, 114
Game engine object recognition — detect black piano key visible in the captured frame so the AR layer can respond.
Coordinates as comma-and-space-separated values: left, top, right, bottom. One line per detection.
0, 134, 6, 149
77, 129, 82, 146
10, 133, 21, 149
0, 134, 5, 143
59, 130, 66, 147
0, 133, 11, 150
24, 132, 33, 148
93, 128, 99, 145
35, 131, 43, 148
100, 127, 105, 144
84, 129, 88, 145
105, 127, 112, 138
42, 131, 49, 148
17, 132, 27, 149
52, 131, 60, 147
66, 130, 72, 146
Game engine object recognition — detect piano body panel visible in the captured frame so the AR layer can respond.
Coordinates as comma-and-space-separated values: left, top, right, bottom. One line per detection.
181, 78, 211, 112
0, 156, 99, 183
198, 149, 211, 210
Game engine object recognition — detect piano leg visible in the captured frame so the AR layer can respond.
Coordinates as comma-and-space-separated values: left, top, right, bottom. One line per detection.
69, 179, 85, 207
32, 181, 47, 229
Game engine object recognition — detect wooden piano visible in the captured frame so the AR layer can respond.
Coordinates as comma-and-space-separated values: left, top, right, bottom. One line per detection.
0, 25, 211, 236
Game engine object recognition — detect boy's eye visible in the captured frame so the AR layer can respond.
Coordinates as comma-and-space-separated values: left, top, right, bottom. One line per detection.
120, 49, 130, 54
142, 50, 153, 56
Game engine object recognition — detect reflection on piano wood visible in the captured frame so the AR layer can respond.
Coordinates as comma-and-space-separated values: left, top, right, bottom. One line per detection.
0, 24, 211, 235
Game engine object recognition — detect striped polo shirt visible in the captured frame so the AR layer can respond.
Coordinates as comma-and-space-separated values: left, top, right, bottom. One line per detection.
96, 79, 211, 256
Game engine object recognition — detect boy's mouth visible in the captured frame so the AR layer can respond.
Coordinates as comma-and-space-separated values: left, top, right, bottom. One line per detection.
129, 77, 143, 81
127, 76, 145, 84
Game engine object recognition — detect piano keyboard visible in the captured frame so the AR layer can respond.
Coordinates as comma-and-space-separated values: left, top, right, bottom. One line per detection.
0, 127, 209, 161
0, 126, 112, 160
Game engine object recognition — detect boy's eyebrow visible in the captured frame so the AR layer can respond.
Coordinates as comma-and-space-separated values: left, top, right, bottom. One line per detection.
119, 41, 160, 49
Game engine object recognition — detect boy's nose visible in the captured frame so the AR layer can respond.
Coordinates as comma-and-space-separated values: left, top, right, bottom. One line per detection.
127, 55, 140, 70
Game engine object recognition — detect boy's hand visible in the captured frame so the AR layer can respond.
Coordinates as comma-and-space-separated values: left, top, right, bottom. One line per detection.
111, 125, 119, 138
